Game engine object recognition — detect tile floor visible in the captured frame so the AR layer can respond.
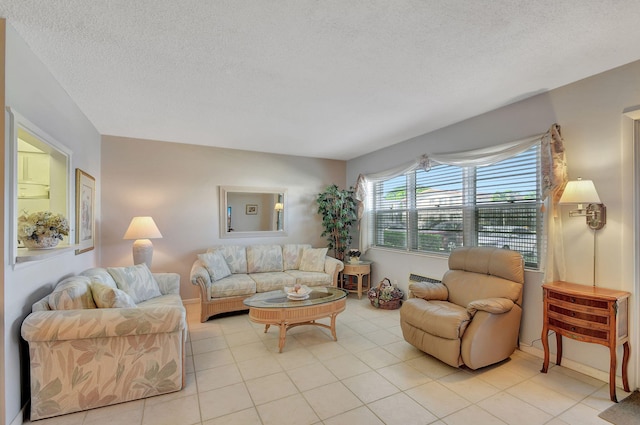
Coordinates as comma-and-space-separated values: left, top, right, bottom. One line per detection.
26, 295, 630, 425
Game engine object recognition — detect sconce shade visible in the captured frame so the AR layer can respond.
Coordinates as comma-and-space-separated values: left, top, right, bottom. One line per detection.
558, 178, 601, 204
123, 216, 163, 240
274, 203, 284, 211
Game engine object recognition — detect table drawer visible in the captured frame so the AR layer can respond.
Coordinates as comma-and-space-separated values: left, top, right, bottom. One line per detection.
548, 317, 609, 341
547, 290, 608, 310
548, 304, 609, 325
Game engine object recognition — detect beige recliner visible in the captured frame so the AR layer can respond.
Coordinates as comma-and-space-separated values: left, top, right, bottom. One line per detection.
400, 246, 524, 370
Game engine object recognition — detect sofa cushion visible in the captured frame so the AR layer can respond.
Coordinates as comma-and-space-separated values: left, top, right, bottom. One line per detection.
208, 274, 257, 299
48, 276, 97, 310
400, 298, 471, 340
299, 248, 328, 272
107, 264, 162, 303
198, 251, 232, 282
208, 245, 247, 274
250, 272, 295, 292
137, 293, 186, 309
247, 245, 284, 273
91, 282, 137, 308
282, 244, 312, 270
284, 270, 332, 286
80, 268, 118, 289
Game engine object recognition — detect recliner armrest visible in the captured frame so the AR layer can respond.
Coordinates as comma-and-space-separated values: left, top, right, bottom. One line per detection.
409, 281, 448, 300
467, 297, 514, 316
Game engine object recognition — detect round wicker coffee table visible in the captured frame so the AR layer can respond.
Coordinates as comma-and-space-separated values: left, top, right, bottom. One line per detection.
243, 286, 347, 352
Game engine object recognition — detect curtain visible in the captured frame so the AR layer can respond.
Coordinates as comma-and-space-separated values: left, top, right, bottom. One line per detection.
540, 124, 569, 282
354, 124, 568, 274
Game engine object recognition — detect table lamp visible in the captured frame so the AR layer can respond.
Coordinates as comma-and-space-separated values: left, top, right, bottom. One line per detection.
123, 216, 163, 268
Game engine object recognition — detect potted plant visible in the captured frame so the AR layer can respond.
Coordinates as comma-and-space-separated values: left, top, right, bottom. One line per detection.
316, 184, 357, 261
348, 248, 361, 263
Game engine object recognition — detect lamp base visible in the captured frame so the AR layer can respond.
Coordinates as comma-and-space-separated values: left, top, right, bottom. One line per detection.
132, 239, 154, 268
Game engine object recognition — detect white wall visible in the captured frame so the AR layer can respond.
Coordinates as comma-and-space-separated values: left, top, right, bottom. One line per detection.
3, 23, 101, 425
347, 60, 640, 384
100, 136, 346, 300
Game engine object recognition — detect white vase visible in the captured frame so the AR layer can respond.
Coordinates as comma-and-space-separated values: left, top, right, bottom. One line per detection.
23, 236, 60, 250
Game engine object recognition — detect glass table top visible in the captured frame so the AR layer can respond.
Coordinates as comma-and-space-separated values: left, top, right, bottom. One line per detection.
243, 286, 347, 309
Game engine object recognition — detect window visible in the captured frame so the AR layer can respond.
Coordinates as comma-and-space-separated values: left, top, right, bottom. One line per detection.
372, 145, 541, 268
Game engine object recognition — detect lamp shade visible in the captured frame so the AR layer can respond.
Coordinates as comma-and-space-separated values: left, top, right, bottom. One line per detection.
274, 202, 284, 211
558, 178, 601, 204
123, 216, 163, 240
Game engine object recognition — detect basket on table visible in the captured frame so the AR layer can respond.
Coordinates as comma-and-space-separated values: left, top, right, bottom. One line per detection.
368, 278, 404, 309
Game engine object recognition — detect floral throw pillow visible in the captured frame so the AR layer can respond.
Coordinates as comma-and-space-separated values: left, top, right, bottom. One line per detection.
299, 248, 328, 272
48, 276, 97, 310
283, 244, 311, 270
107, 263, 162, 303
198, 251, 232, 282
247, 245, 284, 273
91, 281, 137, 308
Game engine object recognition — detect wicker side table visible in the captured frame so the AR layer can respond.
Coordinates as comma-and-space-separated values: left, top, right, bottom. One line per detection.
340, 260, 372, 299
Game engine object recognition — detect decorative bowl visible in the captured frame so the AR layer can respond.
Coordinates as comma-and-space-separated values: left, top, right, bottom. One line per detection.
284, 285, 312, 299
22, 236, 60, 250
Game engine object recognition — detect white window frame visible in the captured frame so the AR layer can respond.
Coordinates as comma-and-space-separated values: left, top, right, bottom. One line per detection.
371, 144, 542, 268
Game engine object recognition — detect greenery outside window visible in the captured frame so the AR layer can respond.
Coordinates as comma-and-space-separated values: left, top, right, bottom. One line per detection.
372, 145, 542, 268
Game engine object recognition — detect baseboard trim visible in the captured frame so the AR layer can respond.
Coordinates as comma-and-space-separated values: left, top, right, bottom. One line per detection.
518, 343, 626, 388
182, 298, 199, 305
10, 405, 26, 425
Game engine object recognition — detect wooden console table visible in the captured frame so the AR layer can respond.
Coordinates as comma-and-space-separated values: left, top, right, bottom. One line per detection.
541, 281, 630, 402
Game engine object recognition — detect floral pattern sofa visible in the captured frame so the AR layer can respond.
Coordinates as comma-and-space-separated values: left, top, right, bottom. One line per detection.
21, 265, 187, 421
190, 244, 344, 322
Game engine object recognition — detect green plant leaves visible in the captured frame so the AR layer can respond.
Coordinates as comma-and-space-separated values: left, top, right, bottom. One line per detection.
316, 185, 357, 261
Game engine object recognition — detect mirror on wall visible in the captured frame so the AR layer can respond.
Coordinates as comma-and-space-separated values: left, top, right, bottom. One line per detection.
220, 186, 287, 238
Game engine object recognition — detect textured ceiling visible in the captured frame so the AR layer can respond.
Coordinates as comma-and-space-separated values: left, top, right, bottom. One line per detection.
2, 1, 640, 160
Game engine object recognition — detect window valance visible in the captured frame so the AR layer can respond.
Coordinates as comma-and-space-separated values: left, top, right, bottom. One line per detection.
354, 123, 568, 281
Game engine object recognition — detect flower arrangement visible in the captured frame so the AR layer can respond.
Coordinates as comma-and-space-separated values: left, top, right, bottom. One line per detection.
348, 248, 361, 258
378, 283, 403, 302
368, 278, 404, 309
18, 211, 69, 247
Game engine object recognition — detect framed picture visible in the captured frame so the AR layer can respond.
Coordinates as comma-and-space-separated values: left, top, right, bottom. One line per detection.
75, 168, 95, 254
246, 204, 258, 215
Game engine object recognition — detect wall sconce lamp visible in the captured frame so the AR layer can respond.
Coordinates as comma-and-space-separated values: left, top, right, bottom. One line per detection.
558, 178, 606, 230
123, 216, 163, 268
274, 202, 284, 230
558, 178, 606, 286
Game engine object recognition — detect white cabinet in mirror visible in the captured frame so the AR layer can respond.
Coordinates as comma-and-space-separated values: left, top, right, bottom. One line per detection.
220, 186, 287, 238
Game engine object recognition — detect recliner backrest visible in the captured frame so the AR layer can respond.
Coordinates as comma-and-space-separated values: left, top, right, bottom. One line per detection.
443, 247, 524, 307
